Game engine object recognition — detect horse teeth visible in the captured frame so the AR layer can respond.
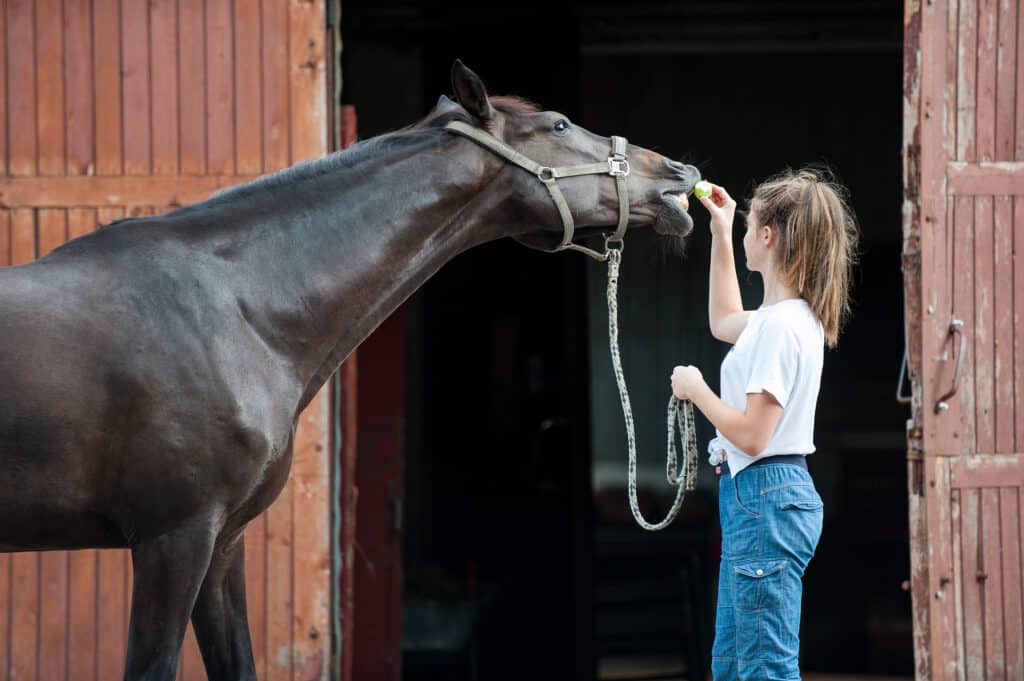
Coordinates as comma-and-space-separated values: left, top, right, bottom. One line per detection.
676, 193, 689, 211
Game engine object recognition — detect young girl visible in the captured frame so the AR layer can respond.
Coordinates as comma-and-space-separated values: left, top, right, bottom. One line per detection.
670, 169, 858, 680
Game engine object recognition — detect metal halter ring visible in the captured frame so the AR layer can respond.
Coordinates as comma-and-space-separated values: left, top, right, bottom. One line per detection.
537, 167, 555, 182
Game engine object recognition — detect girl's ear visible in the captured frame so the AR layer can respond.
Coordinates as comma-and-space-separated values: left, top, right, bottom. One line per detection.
762, 224, 777, 247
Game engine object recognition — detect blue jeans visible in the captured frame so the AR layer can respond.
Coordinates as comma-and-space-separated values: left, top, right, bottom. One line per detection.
712, 462, 823, 681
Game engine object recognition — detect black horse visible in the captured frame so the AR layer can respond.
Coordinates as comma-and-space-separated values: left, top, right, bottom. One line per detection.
0, 61, 698, 680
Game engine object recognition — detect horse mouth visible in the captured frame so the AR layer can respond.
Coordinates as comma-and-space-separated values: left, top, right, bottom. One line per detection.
656, 191, 695, 237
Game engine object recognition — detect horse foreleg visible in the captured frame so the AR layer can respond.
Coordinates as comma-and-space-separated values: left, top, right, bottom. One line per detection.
124, 524, 217, 681
191, 534, 257, 681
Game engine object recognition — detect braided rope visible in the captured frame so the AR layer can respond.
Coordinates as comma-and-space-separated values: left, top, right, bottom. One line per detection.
606, 248, 699, 531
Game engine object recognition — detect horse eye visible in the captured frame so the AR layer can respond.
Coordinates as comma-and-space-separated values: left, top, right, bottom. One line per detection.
553, 119, 570, 134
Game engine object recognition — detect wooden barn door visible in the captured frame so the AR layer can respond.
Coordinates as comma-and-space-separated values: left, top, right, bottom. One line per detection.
903, 0, 1024, 679
0, 1, 333, 679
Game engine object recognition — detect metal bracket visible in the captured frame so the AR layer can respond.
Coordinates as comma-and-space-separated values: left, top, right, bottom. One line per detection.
607, 158, 630, 176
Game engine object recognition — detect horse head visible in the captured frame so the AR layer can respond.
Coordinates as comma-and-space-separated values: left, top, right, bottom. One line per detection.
437, 60, 700, 254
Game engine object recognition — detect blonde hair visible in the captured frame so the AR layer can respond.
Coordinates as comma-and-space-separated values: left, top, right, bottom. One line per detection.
749, 168, 859, 348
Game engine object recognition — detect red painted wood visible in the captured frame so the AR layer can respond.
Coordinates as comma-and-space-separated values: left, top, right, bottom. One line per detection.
7, 0, 37, 177
68, 550, 99, 681
35, 0, 65, 177
973, 195, 994, 454
980, 488, 1005, 676
234, 0, 263, 176
961, 488, 984, 680
151, 0, 179, 176
1016, 196, 1024, 452
206, 0, 235, 176
353, 308, 406, 681
1004, 488, 1024, 680
994, 0, 1017, 162
93, 0, 123, 175
337, 104, 360, 681
178, 0, 206, 176
64, 0, 94, 176
121, 0, 151, 175
2, 3, 330, 680
993, 195, 1014, 453
953, 195, 976, 454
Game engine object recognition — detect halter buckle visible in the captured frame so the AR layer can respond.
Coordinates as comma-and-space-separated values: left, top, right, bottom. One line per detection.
608, 158, 630, 177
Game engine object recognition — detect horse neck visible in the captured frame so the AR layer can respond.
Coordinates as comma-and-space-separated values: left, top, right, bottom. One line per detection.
199, 128, 510, 410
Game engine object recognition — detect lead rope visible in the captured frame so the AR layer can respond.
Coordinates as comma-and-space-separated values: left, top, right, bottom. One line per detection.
606, 247, 699, 530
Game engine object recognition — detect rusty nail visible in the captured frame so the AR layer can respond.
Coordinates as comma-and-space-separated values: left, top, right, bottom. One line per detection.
309, 627, 319, 639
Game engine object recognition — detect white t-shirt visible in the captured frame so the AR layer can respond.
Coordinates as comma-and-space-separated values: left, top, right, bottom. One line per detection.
707, 298, 824, 476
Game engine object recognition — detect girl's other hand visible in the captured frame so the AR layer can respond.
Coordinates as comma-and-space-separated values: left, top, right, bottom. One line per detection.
671, 365, 704, 401
698, 183, 737, 239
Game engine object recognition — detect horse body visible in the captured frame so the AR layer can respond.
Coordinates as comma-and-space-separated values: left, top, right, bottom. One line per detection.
0, 61, 699, 680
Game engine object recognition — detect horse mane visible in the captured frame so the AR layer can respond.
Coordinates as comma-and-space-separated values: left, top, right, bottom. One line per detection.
118, 95, 545, 224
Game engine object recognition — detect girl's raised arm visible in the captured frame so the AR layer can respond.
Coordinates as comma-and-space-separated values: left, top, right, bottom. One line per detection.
700, 184, 749, 343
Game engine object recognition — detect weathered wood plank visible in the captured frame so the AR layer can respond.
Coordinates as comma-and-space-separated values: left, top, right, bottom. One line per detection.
7, 0, 37, 176
956, 0, 977, 163
246, 514, 269, 681
0, 176, 258, 208
67, 207, 98, 240
266, 482, 294, 681
289, 1, 331, 677
0, 552, 8, 681
235, 0, 263, 175
961, 488, 984, 680
974, 0, 997, 162
950, 454, 1024, 487
262, 0, 290, 173
0, 210, 10, 265
950, 485, 966, 681
122, 0, 152, 175
37, 208, 67, 257
0, 0, 6, 176
992, 195, 1014, 453
38, 551, 69, 681
206, 0, 235, 175
10, 554, 39, 681
68, 550, 99, 681
35, 0, 65, 176
1016, 196, 1024, 451
999, 488, 1022, 680
64, 0, 95, 176
93, 0, 123, 175
179, 0, 206, 175
973, 195, 994, 453
947, 161, 1024, 195
97, 549, 128, 681
994, 0, 1016, 161
11, 208, 35, 264
953, 196, 976, 453
980, 487, 1005, 677
151, 0, 179, 176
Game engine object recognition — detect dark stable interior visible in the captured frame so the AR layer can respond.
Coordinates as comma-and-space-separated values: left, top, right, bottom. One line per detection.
342, 1, 910, 678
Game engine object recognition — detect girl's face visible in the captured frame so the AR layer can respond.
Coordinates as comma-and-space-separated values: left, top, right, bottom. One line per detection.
742, 208, 772, 273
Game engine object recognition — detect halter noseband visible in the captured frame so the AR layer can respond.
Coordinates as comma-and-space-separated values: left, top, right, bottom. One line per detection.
444, 120, 630, 261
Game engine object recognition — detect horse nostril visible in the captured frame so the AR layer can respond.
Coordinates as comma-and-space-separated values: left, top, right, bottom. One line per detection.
665, 159, 687, 173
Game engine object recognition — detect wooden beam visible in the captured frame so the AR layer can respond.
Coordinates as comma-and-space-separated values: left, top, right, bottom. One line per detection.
950, 454, 1024, 488
0, 176, 258, 208
947, 162, 1024, 195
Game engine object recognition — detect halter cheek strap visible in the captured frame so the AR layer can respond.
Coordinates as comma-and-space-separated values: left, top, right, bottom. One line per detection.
444, 120, 630, 261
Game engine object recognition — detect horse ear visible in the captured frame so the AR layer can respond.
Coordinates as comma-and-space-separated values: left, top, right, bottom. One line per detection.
451, 59, 494, 123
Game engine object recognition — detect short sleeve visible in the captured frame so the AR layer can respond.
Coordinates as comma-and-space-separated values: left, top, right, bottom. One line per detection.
745, 318, 799, 407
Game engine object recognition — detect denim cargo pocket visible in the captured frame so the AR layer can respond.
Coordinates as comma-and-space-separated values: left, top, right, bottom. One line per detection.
775, 483, 823, 512
733, 558, 787, 613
